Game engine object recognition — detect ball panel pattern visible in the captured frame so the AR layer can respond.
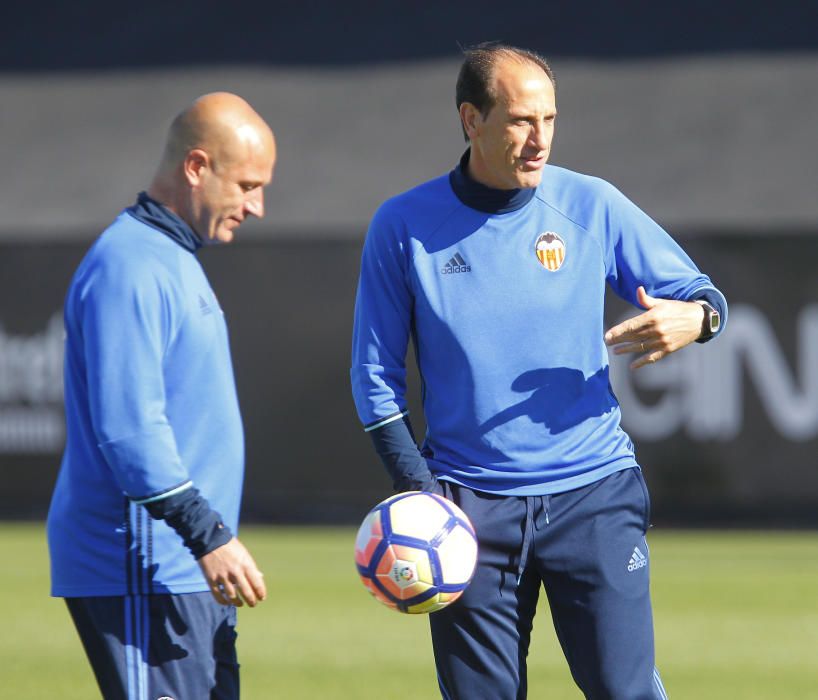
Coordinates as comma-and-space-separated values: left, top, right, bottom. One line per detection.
353, 509, 384, 568
389, 494, 449, 541
354, 491, 478, 614
436, 524, 478, 585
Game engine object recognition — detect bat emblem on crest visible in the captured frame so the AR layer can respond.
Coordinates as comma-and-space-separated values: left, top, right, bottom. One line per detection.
535, 232, 566, 271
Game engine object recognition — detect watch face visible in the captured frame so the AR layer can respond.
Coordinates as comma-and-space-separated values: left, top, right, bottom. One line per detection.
698, 301, 720, 337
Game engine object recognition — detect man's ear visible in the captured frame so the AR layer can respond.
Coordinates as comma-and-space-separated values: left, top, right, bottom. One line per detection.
459, 102, 483, 141
183, 149, 209, 186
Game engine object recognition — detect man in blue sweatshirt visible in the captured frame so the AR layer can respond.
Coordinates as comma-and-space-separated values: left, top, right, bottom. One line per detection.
351, 45, 726, 699
48, 92, 276, 699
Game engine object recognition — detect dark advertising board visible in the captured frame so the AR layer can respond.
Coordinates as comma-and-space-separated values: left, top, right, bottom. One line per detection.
608, 236, 818, 525
1, 234, 816, 525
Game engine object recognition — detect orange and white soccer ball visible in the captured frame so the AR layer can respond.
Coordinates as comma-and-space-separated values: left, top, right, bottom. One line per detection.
354, 491, 478, 614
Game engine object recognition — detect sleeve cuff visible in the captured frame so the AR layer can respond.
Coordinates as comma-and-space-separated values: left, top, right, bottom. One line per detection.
140, 486, 234, 559
367, 415, 435, 492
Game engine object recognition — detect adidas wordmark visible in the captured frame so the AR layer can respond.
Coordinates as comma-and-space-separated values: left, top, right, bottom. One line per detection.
441, 252, 471, 274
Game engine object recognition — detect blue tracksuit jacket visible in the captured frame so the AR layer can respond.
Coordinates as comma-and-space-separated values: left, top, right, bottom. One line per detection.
48, 203, 244, 596
351, 159, 727, 496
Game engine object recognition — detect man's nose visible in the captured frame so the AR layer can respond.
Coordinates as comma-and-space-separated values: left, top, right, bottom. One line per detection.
530, 121, 551, 150
245, 189, 265, 219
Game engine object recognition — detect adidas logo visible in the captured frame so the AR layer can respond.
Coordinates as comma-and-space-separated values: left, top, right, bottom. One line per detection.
198, 294, 213, 316
441, 252, 471, 274
627, 546, 647, 572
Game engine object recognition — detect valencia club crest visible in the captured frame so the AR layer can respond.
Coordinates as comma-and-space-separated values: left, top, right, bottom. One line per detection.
535, 232, 566, 271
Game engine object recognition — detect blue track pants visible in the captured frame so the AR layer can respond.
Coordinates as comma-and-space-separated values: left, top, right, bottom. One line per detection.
65, 592, 238, 700
431, 467, 668, 699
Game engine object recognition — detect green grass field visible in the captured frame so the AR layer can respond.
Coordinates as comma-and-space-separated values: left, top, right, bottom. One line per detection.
3, 524, 816, 698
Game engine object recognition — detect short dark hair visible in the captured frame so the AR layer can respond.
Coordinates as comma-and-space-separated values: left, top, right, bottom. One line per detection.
455, 43, 555, 140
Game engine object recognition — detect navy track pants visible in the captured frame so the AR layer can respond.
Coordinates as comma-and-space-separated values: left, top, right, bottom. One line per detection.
66, 591, 239, 700
431, 467, 669, 700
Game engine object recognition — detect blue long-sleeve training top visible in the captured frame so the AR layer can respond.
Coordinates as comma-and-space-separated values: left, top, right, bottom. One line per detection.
351, 155, 727, 496
48, 195, 244, 596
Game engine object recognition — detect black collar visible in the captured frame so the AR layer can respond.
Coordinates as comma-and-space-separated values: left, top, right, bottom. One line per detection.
448, 149, 536, 214
126, 192, 203, 253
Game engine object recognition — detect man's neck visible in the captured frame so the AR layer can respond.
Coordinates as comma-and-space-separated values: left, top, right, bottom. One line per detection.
448, 149, 535, 214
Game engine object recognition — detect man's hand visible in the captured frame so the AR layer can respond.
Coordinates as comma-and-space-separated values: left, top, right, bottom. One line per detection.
604, 286, 705, 369
198, 537, 267, 607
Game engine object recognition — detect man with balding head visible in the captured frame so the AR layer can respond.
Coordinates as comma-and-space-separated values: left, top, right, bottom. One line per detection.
48, 93, 275, 699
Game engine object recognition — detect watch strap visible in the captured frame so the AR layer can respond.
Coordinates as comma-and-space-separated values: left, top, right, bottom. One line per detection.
695, 300, 720, 342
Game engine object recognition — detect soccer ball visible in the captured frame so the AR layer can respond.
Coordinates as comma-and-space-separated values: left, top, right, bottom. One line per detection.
354, 491, 478, 614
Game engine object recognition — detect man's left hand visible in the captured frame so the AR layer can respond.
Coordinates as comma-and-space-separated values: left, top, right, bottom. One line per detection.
198, 537, 267, 607
604, 286, 704, 369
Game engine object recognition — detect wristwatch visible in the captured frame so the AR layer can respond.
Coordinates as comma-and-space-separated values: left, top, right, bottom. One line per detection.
696, 300, 720, 341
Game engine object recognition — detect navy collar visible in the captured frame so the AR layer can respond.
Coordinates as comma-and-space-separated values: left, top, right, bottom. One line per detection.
448, 150, 536, 214
126, 191, 203, 253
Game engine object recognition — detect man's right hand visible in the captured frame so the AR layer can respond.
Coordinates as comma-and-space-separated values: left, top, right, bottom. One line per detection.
198, 537, 267, 607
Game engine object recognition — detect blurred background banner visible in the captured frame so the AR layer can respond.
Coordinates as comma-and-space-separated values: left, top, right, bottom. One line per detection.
1, 1, 816, 525
2, 234, 817, 525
